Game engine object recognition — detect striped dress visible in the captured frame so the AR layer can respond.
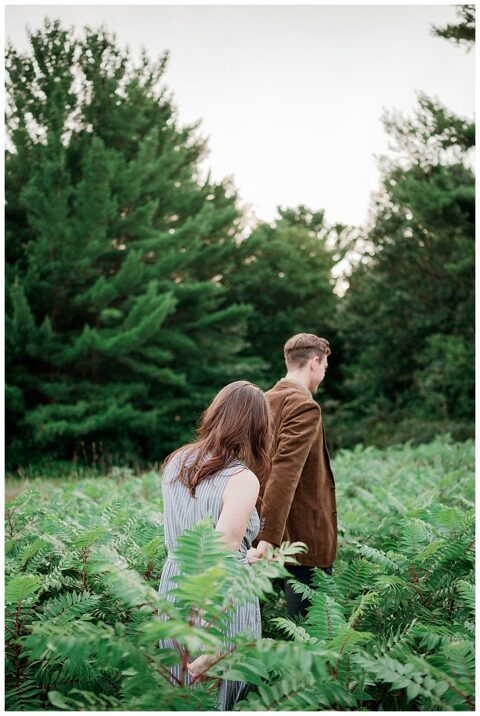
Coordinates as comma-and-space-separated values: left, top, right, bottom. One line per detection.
158, 449, 261, 711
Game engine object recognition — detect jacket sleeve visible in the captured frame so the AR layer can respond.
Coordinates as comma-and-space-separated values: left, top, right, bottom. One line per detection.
257, 399, 320, 546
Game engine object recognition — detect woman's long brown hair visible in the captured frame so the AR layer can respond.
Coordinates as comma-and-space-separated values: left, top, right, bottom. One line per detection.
163, 381, 273, 496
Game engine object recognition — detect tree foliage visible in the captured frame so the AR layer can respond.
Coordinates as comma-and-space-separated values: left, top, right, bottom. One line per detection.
432, 4, 475, 48
5, 10, 475, 466
333, 91, 474, 447
226, 205, 341, 392
5, 20, 254, 468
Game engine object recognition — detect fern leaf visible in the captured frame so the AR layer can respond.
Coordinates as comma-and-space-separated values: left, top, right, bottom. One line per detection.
49, 689, 122, 710
5, 574, 42, 603
335, 558, 375, 597
305, 592, 346, 642
38, 591, 102, 625
270, 617, 316, 642
88, 545, 162, 609
455, 579, 475, 614
353, 542, 401, 572
284, 577, 316, 601
5, 679, 45, 710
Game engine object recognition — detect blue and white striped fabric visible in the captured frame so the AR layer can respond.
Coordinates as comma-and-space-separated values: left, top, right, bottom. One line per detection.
158, 449, 261, 711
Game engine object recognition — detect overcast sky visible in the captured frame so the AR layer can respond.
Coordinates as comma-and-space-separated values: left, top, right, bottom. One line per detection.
5, 3, 475, 228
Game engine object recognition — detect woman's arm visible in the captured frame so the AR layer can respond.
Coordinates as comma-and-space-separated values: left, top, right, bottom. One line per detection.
215, 468, 259, 551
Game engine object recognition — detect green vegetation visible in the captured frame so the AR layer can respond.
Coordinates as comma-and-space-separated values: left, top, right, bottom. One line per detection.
335, 91, 475, 448
5, 8, 475, 470
226, 206, 339, 384
5, 438, 474, 711
5, 20, 257, 469
5, 7, 474, 710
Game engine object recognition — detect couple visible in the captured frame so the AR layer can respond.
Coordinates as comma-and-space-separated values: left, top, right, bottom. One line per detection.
158, 333, 337, 709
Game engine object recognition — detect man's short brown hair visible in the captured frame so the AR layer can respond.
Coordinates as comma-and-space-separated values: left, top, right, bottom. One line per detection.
284, 333, 331, 369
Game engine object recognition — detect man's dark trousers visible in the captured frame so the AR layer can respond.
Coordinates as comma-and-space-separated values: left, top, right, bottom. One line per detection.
284, 565, 333, 619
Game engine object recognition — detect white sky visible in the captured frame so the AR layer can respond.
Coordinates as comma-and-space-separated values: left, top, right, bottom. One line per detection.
4, 3, 475, 228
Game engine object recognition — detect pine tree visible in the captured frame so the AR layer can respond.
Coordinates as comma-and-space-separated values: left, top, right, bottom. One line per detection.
226, 205, 339, 389
432, 4, 475, 48
336, 97, 474, 444
6, 20, 252, 467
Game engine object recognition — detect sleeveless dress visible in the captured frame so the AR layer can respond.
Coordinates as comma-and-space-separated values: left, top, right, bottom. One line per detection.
158, 450, 261, 711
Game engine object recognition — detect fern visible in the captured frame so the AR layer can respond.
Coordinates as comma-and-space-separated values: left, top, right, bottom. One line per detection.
353, 542, 402, 572
352, 652, 449, 709
455, 579, 475, 615
335, 558, 375, 597
5, 574, 42, 603
5, 679, 45, 711
48, 689, 123, 710
37, 590, 102, 625
305, 591, 346, 642
270, 617, 316, 642
5, 440, 474, 711
284, 577, 316, 601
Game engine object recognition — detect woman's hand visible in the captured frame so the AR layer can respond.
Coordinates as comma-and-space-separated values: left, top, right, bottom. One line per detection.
246, 547, 261, 564
255, 539, 273, 558
187, 653, 216, 681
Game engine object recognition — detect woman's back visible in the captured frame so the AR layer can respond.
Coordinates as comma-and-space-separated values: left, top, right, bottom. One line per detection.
159, 447, 262, 710
162, 448, 259, 562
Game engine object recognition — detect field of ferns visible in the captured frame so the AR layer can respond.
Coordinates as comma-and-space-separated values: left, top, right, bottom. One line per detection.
5, 436, 475, 711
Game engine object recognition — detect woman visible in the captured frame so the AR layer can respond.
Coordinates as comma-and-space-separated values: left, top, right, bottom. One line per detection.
158, 380, 272, 710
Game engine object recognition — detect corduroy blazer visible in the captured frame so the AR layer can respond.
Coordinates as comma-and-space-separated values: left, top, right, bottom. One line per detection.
256, 379, 337, 567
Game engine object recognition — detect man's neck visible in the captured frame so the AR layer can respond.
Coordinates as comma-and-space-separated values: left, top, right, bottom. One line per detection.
283, 372, 311, 394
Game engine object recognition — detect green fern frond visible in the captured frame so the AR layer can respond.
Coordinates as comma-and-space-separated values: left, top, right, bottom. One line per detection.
353, 542, 401, 572
38, 590, 102, 625
413, 537, 448, 564
5, 573, 42, 603
374, 574, 417, 596
72, 526, 108, 549
351, 652, 448, 709
237, 541, 300, 602
236, 673, 319, 711
140, 615, 222, 652
220, 655, 271, 685
368, 619, 418, 660
270, 617, 316, 642
335, 558, 375, 597
420, 505, 468, 535
5, 679, 45, 710
88, 546, 163, 609
347, 590, 378, 628
172, 516, 231, 574
411, 623, 456, 651
399, 518, 436, 550
171, 564, 230, 616
41, 565, 80, 592
455, 579, 475, 614
328, 626, 374, 653
305, 592, 346, 642
18, 537, 48, 567
284, 578, 316, 601
406, 645, 475, 710
49, 688, 123, 710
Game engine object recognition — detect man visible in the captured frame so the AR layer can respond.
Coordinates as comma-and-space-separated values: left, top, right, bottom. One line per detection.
254, 333, 337, 618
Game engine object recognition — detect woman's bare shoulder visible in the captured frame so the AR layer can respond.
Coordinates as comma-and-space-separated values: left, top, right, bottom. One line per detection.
223, 467, 259, 497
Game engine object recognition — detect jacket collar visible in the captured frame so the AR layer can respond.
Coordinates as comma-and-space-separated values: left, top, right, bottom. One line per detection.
276, 378, 311, 397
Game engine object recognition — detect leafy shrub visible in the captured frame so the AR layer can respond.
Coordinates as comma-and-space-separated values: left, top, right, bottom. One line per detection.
5, 438, 474, 710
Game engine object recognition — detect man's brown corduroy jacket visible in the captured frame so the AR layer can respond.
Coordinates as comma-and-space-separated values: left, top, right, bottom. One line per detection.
256, 379, 337, 567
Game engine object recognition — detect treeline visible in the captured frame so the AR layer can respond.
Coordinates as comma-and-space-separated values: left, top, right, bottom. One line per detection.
5, 8, 474, 470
